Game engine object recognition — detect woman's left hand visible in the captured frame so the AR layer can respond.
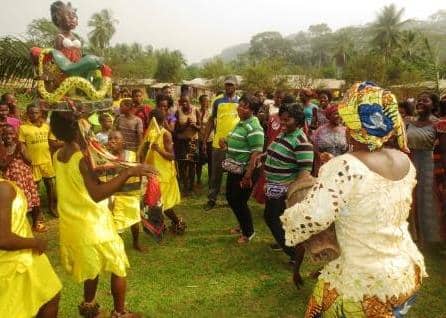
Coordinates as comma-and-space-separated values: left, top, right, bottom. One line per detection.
240, 174, 252, 189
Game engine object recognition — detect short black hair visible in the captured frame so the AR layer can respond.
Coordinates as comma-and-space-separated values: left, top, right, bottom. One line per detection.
0, 92, 12, 103
131, 88, 143, 96
26, 104, 39, 112
279, 103, 305, 126
156, 94, 170, 106
398, 101, 415, 116
282, 94, 296, 105
317, 89, 333, 101
239, 94, 261, 113
418, 91, 440, 114
50, 111, 79, 142
199, 94, 208, 103
181, 84, 189, 93
150, 107, 165, 124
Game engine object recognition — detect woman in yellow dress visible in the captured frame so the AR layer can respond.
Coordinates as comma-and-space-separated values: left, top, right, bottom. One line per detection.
50, 111, 155, 318
143, 108, 186, 234
0, 178, 61, 318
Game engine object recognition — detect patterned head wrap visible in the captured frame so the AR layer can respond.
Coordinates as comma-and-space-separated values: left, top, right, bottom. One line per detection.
338, 81, 408, 152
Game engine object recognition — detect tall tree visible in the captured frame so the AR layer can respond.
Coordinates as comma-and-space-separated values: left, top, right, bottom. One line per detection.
371, 4, 407, 59
88, 9, 118, 53
26, 18, 59, 47
154, 49, 186, 82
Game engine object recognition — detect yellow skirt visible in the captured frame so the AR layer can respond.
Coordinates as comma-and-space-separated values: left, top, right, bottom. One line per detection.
60, 236, 129, 283
160, 177, 181, 211
112, 195, 141, 232
0, 254, 62, 318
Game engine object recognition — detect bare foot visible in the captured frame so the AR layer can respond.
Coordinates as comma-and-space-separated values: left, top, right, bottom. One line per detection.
132, 243, 148, 253
293, 271, 304, 288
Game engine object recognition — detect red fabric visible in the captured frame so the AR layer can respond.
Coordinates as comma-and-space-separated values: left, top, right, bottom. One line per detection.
60, 47, 81, 62
4, 158, 40, 209
101, 64, 112, 77
145, 177, 161, 207
135, 105, 153, 133
266, 114, 282, 146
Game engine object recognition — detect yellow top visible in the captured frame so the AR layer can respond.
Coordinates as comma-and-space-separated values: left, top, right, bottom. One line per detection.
0, 178, 62, 318
53, 150, 117, 245
19, 122, 56, 165
211, 96, 239, 148
0, 179, 33, 271
144, 122, 181, 210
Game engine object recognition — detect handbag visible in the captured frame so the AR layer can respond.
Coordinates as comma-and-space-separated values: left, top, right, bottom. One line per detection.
221, 158, 244, 175
286, 173, 340, 263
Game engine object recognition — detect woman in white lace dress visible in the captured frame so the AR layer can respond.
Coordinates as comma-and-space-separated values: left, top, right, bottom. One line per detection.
281, 82, 426, 317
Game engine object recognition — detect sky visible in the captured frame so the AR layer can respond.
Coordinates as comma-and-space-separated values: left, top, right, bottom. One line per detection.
1, 0, 445, 64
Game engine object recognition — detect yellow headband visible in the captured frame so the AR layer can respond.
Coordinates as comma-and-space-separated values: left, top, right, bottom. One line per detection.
338, 82, 408, 152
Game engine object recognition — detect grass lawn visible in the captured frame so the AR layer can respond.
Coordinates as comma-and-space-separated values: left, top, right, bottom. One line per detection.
37, 184, 446, 318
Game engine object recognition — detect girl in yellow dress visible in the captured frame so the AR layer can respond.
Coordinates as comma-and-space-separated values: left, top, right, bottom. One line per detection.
0, 178, 61, 318
106, 130, 145, 252
50, 111, 154, 318
143, 108, 186, 234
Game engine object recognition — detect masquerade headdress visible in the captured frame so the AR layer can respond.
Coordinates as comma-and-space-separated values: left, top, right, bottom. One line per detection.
338, 81, 408, 152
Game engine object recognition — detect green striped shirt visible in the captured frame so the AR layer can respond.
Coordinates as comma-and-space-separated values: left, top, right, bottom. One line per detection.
226, 116, 264, 165
265, 128, 314, 184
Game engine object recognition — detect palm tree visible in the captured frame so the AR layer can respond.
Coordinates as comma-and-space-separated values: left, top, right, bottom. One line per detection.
371, 4, 407, 59
0, 37, 34, 86
398, 30, 422, 59
88, 9, 118, 53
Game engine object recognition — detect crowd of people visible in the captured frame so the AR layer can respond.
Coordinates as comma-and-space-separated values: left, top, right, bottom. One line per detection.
0, 78, 446, 317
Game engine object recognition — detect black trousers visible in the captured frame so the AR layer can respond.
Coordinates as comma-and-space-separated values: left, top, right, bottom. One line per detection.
226, 172, 257, 237
264, 196, 296, 260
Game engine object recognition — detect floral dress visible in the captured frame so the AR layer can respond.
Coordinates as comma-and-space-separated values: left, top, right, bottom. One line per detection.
3, 147, 40, 209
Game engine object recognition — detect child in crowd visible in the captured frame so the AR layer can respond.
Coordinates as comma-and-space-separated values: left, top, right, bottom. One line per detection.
175, 95, 201, 194
106, 130, 145, 252
0, 125, 47, 232
143, 108, 186, 234
132, 88, 152, 133
0, 177, 61, 318
50, 110, 153, 318
19, 105, 57, 217
96, 113, 113, 145
1, 92, 20, 118
114, 99, 143, 152
0, 103, 20, 131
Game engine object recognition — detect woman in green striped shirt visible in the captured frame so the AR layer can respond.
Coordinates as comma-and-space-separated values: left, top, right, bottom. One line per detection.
264, 104, 314, 283
222, 94, 264, 244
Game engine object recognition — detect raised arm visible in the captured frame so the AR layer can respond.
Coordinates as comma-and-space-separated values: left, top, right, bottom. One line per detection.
0, 182, 46, 253
280, 156, 360, 246
79, 157, 156, 202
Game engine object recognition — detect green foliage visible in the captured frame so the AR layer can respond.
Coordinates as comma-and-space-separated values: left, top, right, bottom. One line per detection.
183, 65, 201, 80
106, 43, 157, 78
153, 49, 186, 83
26, 18, 59, 47
241, 58, 288, 92
88, 9, 118, 53
0, 37, 33, 86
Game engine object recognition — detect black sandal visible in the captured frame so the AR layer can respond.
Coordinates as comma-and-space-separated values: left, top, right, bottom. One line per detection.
78, 301, 100, 318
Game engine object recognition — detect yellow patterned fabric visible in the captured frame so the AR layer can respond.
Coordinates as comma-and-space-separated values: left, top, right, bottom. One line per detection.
53, 151, 129, 282
338, 81, 408, 152
305, 272, 420, 318
0, 179, 61, 318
